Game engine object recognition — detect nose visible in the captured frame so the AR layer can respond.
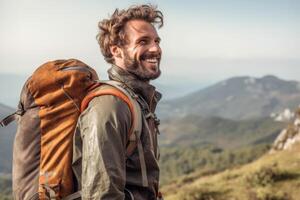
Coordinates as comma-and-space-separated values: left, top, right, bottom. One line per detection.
149, 41, 161, 54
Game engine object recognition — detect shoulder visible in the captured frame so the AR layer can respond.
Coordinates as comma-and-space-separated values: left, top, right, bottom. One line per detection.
79, 84, 132, 126
89, 84, 131, 113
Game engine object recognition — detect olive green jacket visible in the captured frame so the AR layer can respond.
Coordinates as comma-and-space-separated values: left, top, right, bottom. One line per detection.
73, 65, 162, 200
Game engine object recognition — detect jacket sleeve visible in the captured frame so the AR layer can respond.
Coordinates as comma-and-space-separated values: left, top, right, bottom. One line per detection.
78, 95, 132, 200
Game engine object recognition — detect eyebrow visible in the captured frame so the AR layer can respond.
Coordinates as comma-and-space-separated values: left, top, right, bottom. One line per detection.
136, 36, 161, 42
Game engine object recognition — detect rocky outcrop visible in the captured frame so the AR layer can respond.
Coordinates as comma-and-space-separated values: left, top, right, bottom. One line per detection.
270, 108, 300, 153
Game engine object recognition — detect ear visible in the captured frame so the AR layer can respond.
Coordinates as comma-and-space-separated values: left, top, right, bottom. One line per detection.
110, 45, 123, 59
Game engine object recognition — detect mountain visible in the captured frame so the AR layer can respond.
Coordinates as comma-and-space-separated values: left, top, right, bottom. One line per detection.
158, 75, 300, 120
0, 103, 16, 173
159, 115, 286, 148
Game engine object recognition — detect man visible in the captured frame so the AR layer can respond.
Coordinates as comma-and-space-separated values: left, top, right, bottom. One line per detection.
73, 4, 164, 200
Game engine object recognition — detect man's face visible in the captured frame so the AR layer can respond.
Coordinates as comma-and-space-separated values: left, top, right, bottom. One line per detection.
120, 19, 162, 81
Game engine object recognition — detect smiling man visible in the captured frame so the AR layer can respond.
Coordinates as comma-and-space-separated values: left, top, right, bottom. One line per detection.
73, 4, 164, 200
112, 19, 162, 80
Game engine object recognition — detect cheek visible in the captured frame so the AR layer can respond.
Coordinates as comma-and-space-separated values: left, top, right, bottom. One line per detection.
134, 52, 141, 60
128, 48, 140, 60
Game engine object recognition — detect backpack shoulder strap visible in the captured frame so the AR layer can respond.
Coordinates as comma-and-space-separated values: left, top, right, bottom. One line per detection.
80, 80, 148, 187
80, 80, 142, 156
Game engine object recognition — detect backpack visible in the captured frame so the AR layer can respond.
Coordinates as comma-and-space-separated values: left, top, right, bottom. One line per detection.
0, 59, 145, 200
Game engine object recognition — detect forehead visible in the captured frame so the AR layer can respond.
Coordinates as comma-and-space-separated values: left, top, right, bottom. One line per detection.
123, 19, 159, 41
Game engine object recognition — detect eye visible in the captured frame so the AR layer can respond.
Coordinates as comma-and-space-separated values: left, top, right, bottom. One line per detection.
139, 39, 148, 45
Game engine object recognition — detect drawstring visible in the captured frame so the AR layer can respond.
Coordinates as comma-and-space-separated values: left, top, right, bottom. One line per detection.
61, 86, 80, 112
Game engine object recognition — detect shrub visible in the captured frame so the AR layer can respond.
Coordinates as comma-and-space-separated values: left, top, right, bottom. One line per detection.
245, 163, 298, 188
245, 165, 280, 187
177, 187, 226, 200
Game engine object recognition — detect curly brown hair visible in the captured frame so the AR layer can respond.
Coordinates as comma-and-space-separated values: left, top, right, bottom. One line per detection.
96, 4, 164, 64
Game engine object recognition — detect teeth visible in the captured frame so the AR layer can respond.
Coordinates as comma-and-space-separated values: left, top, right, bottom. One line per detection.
146, 58, 158, 63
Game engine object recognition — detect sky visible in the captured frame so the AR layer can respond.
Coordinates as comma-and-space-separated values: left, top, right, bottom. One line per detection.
0, 0, 299, 87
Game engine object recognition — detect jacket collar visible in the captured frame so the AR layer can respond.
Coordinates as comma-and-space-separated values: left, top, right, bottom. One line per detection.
107, 65, 162, 112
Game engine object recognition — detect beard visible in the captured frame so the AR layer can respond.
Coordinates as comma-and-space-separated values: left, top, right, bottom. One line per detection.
123, 50, 161, 81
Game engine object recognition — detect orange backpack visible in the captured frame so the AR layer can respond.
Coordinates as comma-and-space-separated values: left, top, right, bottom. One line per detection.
1, 59, 142, 200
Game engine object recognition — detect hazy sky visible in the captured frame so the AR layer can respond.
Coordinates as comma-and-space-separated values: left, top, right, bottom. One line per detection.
0, 0, 299, 84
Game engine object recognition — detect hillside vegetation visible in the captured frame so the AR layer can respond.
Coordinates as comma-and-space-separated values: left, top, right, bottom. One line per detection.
159, 116, 285, 148
158, 115, 286, 185
161, 143, 300, 200
159, 144, 271, 185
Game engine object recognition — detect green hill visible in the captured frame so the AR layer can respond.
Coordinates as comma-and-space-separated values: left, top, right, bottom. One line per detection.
161, 143, 300, 200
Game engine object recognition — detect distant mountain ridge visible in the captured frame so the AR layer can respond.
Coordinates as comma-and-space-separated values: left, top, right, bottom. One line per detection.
158, 75, 300, 120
